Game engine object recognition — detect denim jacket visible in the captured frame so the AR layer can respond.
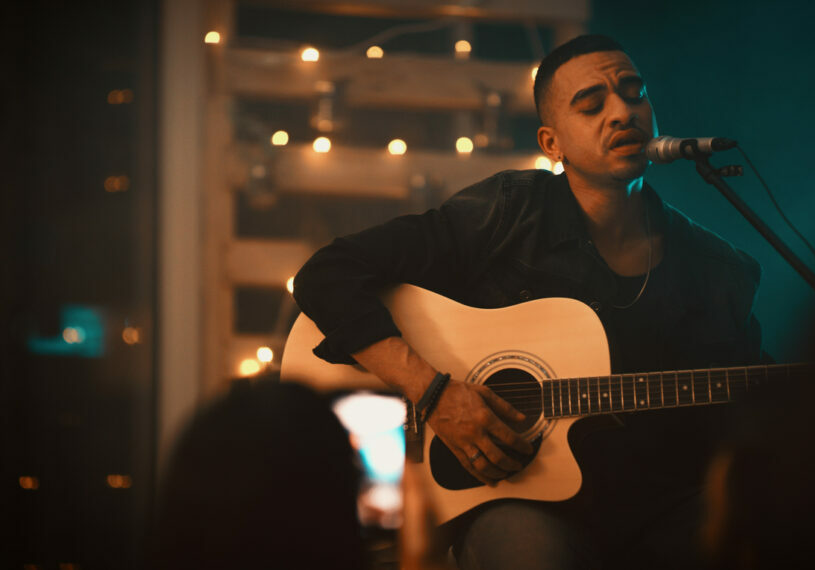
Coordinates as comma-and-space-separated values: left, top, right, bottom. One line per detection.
294, 169, 763, 372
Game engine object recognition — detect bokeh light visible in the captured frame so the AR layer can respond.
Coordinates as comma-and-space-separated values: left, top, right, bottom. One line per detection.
387, 139, 407, 155
313, 136, 331, 153
271, 130, 289, 146
301, 47, 320, 62
456, 137, 474, 154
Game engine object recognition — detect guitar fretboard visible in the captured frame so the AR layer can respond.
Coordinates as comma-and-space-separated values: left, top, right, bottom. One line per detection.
537, 363, 808, 419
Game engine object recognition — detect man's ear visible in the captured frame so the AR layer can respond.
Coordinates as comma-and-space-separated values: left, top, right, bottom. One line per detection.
537, 126, 561, 161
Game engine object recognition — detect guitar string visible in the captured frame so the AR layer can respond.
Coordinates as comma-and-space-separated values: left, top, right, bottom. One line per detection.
451, 364, 797, 392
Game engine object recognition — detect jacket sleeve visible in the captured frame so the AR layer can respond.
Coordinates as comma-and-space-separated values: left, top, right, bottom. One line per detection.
292, 173, 509, 364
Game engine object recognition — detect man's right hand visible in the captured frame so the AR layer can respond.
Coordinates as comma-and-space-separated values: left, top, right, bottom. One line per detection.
427, 379, 534, 485
351, 336, 533, 485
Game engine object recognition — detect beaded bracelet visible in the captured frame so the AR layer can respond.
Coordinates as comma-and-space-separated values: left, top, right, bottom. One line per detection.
416, 372, 451, 423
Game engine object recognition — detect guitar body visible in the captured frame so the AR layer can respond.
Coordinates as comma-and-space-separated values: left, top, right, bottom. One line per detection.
281, 284, 612, 523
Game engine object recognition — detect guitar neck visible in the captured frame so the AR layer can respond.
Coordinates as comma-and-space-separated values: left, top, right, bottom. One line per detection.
539, 363, 809, 419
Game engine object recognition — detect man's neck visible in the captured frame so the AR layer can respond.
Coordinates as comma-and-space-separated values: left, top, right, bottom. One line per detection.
566, 172, 648, 247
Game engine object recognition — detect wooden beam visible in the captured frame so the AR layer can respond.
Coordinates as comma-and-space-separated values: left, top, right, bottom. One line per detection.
241, 0, 589, 23
224, 48, 540, 113
232, 144, 551, 199
226, 239, 313, 286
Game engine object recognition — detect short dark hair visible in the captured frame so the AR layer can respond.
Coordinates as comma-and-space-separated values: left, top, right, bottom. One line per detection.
533, 34, 626, 125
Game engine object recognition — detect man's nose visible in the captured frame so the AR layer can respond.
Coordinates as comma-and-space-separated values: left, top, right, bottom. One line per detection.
607, 93, 639, 128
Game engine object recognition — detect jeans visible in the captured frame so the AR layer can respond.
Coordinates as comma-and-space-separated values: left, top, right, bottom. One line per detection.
453, 493, 705, 570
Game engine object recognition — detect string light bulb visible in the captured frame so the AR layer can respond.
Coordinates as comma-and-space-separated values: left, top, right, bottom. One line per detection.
456, 137, 474, 154
19, 476, 39, 490
313, 137, 331, 153
271, 130, 289, 146
531, 65, 539, 81
257, 346, 274, 363
553, 162, 565, 175
366, 45, 384, 59
62, 327, 85, 344
122, 326, 141, 345
204, 31, 221, 44
387, 139, 407, 155
454, 40, 472, 59
301, 47, 320, 62
286, 276, 295, 294
239, 358, 261, 377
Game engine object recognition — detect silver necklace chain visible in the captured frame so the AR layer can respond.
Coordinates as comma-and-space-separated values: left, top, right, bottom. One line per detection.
611, 206, 652, 310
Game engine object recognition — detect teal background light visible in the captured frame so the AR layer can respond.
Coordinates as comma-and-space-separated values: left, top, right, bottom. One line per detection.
592, 0, 815, 361
27, 305, 106, 358
358, 425, 406, 484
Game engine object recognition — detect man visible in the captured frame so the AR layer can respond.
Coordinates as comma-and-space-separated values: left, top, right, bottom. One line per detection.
294, 35, 763, 569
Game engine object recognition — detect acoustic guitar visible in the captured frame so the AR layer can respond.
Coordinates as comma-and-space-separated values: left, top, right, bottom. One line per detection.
281, 284, 807, 524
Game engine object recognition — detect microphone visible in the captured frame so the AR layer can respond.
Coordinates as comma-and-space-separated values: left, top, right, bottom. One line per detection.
645, 136, 738, 163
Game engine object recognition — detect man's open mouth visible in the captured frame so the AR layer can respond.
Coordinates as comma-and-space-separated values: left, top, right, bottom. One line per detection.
610, 130, 648, 152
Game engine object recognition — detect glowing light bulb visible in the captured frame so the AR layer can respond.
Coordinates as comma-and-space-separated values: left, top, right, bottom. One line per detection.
271, 130, 289, 146
553, 161, 565, 175
257, 346, 274, 363
286, 276, 295, 294
531, 65, 539, 81
535, 156, 553, 171
313, 137, 331, 153
454, 40, 472, 57
19, 476, 39, 490
387, 139, 407, 155
204, 31, 221, 44
239, 358, 261, 377
106, 474, 132, 489
122, 326, 141, 345
301, 47, 320, 62
366, 45, 384, 59
456, 137, 474, 154
62, 327, 86, 344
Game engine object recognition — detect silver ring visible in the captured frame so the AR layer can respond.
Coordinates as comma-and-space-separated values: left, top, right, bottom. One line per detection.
468, 450, 483, 463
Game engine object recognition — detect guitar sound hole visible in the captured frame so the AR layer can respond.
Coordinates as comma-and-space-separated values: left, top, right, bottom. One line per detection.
484, 367, 542, 432
429, 368, 543, 491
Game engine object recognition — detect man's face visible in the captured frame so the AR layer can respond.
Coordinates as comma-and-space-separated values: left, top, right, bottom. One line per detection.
537, 50, 658, 186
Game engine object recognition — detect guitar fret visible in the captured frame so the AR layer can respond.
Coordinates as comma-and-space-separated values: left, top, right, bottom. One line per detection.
566, 378, 573, 416
710, 370, 729, 403
634, 374, 648, 409
595, 376, 602, 412
648, 372, 662, 409
552, 379, 562, 418
660, 372, 665, 409
677, 372, 692, 406
588, 377, 600, 415
725, 368, 731, 401
675, 371, 680, 406
690, 370, 696, 404
622, 375, 635, 411
542, 378, 553, 419
599, 375, 610, 413
579, 377, 589, 415
707, 370, 713, 402
570, 379, 579, 416
662, 372, 677, 408
610, 374, 622, 412
555, 379, 562, 417
693, 369, 709, 404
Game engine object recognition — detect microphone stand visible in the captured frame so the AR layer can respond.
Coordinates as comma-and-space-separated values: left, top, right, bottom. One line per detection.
683, 139, 815, 291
